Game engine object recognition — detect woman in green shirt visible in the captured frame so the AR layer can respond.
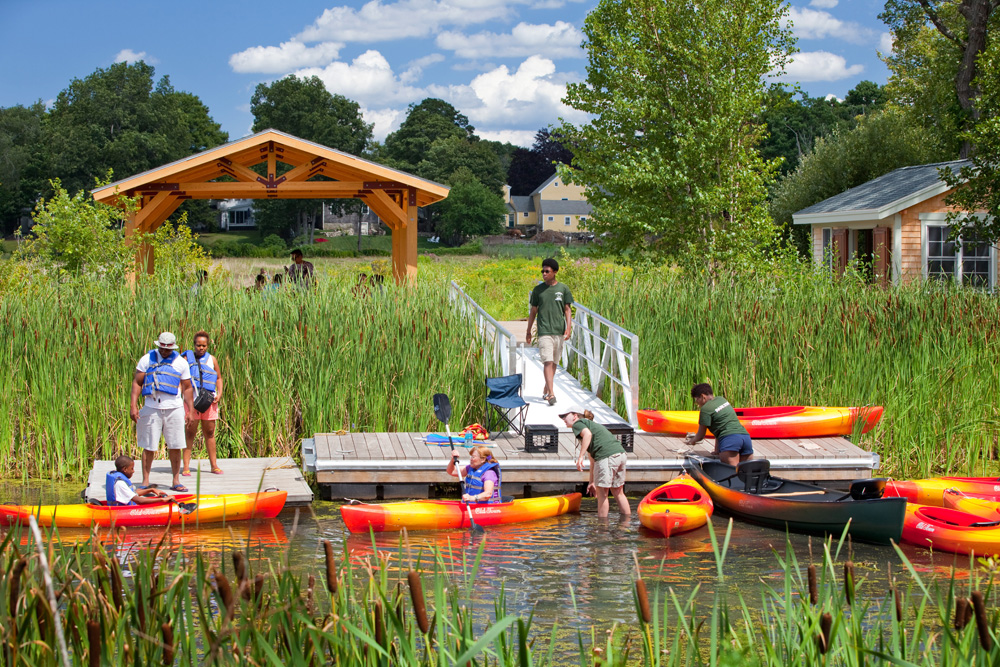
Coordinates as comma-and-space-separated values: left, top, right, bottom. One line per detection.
559, 406, 630, 518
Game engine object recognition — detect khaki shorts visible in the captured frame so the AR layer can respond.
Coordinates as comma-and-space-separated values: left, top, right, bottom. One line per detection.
537, 334, 564, 364
137, 405, 186, 451
594, 452, 627, 488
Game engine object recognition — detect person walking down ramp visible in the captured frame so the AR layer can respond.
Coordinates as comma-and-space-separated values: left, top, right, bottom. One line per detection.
525, 258, 573, 405
447, 446, 502, 503
182, 331, 224, 476
130, 332, 194, 493
560, 406, 630, 518
684, 383, 753, 467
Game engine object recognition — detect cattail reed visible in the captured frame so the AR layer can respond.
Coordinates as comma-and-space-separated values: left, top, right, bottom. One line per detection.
233, 551, 250, 600
972, 591, 992, 651
818, 612, 833, 654
161, 622, 174, 665
253, 573, 265, 610
9, 556, 27, 616
323, 539, 338, 595
843, 561, 855, 606
87, 619, 101, 667
408, 571, 430, 634
212, 569, 235, 616
374, 599, 384, 646
633, 552, 651, 624
807, 564, 818, 605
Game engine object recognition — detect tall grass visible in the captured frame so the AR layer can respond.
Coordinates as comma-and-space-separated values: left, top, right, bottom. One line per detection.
0, 271, 489, 478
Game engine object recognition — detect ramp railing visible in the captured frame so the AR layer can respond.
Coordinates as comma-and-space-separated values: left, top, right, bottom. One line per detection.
448, 281, 518, 376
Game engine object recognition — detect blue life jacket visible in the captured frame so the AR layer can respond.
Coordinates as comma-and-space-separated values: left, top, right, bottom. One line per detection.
464, 461, 501, 503
106, 471, 137, 506
141, 350, 182, 397
183, 350, 218, 392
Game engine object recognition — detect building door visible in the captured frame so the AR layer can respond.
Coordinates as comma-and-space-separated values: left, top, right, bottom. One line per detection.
832, 228, 848, 275
873, 226, 892, 287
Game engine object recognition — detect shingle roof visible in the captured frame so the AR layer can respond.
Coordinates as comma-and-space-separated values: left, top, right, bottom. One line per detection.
795, 160, 970, 217
509, 196, 535, 213
539, 199, 591, 215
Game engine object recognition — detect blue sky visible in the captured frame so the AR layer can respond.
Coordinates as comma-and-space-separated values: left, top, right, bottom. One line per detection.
1, 0, 893, 147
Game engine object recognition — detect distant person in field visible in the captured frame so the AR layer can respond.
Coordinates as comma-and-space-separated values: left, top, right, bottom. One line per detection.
182, 331, 224, 476
191, 269, 209, 296
526, 258, 573, 406
250, 273, 267, 292
684, 383, 753, 467
288, 249, 314, 287
130, 332, 194, 492
560, 406, 630, 518
106, 455, 176, 506
270, 273, 283, 290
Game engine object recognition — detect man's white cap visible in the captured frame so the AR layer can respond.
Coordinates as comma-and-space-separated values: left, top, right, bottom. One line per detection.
557, 405, 586, 418
154, 331, 178, 349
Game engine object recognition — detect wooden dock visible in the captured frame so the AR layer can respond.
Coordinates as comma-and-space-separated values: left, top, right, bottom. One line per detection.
303, 431, 879, 500
85, 457, 313, 506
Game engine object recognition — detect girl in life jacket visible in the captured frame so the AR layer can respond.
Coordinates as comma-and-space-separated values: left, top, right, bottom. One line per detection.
447, 445, 501, 503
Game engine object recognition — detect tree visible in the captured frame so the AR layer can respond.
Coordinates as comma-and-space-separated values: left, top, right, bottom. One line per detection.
384, 99, 476, 172
434, 168, 507, 245
770, 108, 950, 253
251, 75, 373, 240
881, 0, 999, 157
508, 128, 574, 195
0, 102, 47, 235
416, 136, 507, 195
559, 0, 795, 271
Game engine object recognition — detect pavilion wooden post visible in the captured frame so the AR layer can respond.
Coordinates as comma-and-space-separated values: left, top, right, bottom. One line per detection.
126, 191, 183, 276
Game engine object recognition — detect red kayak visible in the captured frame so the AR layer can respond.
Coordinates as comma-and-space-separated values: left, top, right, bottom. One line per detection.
638, 405, 883, 438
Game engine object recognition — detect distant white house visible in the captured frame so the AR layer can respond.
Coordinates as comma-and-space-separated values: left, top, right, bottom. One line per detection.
505, 173, 593, 236
216, 199, 256, 230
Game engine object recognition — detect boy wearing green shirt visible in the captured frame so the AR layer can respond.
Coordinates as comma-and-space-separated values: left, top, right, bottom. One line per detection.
526, 258, 573, 406
683, 383, 753, 466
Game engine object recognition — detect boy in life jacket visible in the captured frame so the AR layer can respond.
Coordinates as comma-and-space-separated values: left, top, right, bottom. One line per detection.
446, 445, 502, 503
106, 455, 176, 506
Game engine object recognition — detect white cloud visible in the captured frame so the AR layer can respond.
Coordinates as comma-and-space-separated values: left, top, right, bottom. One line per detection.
294, 49, 425, 106
825, 93, 843, 102
879, 32, 895, 54
478, 128, 537, 147
296, 0, 517, 43
229, 41, 343, 74
436, 21, 584, 59
361, 107, 407, 142
809, 0, 838, 7
400, 53, 445, 84
784, 7, 874, 45
778, 51, 864, 82
114, 49, 157, 64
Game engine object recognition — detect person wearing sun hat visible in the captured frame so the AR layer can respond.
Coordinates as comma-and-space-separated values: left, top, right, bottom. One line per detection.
129, 331, 194, 492
558, 405, 630, 518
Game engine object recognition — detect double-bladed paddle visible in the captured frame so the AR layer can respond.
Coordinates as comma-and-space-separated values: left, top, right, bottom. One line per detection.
433, 393, 484, 534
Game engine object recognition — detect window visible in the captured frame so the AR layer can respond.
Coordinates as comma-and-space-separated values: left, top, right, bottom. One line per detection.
580, 217, 587, 225
927, 225, 993, 288
547, 216, 554, 222
564, 217, 571, 225
523, 212, 528, 217
821, 228, 832, 268
562, 198, 568, 201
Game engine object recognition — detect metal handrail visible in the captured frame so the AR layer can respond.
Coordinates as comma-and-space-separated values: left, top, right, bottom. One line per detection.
563, 302, 639, 428
448, 281, 518, 376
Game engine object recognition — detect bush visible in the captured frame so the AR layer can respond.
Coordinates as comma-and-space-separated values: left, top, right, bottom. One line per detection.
431, 240, 483, 255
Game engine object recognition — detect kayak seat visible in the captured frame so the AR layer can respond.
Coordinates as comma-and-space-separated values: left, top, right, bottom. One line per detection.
737, 460, 781, 495
834, 478, 887, 502
485, 374, 529, 436
501, 495, 515, 503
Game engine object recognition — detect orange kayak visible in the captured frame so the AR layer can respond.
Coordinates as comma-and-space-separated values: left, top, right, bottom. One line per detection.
0, 491, 288, 528
902, 504, 1000, 556
638, 475, 713, 537
886, 478, 1000, 506
637, 405, 883, 438
340, 493, 581, 533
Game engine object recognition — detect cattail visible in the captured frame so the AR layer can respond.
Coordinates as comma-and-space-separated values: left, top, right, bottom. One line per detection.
162, 622, 174, 665
408, 571, 430, 634
635, 579, 651, 624
956, 597, 971, 630
818, 612, 833, 654
233, 551, 250, 600
87, 619, 101, 667
212, 569, 234, 615
972, 591, 992, 651
893, 587, 903, 623
323, 540, 338, 595
306, 574, 315, 616
374, 599, 384, 646
843, 561, 855, 606
110, 561, 124, 611
807, 564, 818, 605
9, 556, 27, 616
253, 574, 266, 610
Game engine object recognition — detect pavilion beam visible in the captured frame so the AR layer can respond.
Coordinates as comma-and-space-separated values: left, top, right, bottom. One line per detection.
216, 159, 269, 183
126, 191, 184, 275
363, 189, 416, 284
139, 182, 371, 198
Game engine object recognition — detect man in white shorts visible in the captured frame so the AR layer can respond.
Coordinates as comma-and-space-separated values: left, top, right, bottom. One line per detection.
130, 332, 195, 492
525, 258, 574, 405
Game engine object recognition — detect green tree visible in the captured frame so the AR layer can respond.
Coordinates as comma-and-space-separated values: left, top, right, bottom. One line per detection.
508, 128, 574, 195
559, 0, 795, 272
0, 102, 47, 235
435, 168, 507, 245
416, 136, 507, 194
250, 75, 373, 240
770, 108, 950, 253
384, 99, 476, 172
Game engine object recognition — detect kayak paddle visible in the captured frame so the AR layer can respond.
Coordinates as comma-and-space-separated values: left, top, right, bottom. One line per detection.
433, 393, 484, 534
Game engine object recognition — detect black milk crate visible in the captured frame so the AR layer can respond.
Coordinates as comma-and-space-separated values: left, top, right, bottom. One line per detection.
603, 422, 635, 452
524, 424, 559, 453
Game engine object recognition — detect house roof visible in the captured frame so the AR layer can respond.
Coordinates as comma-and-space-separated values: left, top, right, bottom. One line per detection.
509, 195, 535, 213
793, 159, 971, 224
530, 172, 562, 196
539, 199, 591, 215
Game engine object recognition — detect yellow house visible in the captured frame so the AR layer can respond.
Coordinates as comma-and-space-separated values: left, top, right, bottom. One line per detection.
506, 173, 592, 235
793, 160, 995, 288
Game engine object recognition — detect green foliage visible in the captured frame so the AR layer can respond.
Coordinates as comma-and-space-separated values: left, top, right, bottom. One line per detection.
384, 98, 476, 172
560, 0, 794, 273
508, 128, 575, 195
416, 136, 507, 195
15, 178, 135, 280
137, 217, 210, 283
434, 170, 507, 245
0, 102, 47, 235
770, 108, 951, 253
942, 39, 1000, 242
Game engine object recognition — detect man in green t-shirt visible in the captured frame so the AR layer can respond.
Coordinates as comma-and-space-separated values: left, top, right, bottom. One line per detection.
526, 258, 573, 406
683, 383, 753, 466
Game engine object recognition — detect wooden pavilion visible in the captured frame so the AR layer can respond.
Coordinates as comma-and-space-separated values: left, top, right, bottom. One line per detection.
91, 129, 450, 283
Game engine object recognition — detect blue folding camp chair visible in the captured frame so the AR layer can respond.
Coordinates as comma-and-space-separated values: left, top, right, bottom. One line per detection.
485, 373, 529, 435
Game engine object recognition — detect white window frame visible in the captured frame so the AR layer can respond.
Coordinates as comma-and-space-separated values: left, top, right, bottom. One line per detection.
821, 227, 832, 269
564, 216, 571, 226
920, 213, 996, 289
547, 216, 554, 222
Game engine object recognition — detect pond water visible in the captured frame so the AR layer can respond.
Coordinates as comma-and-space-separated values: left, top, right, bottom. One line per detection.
4, 481, 977, 635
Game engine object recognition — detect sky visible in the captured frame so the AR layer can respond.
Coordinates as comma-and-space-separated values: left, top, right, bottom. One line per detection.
1, 0, 893, 148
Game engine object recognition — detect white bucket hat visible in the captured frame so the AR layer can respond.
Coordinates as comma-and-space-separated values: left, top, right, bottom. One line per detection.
557, 405, 586, 418
154, 331, 178, 350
